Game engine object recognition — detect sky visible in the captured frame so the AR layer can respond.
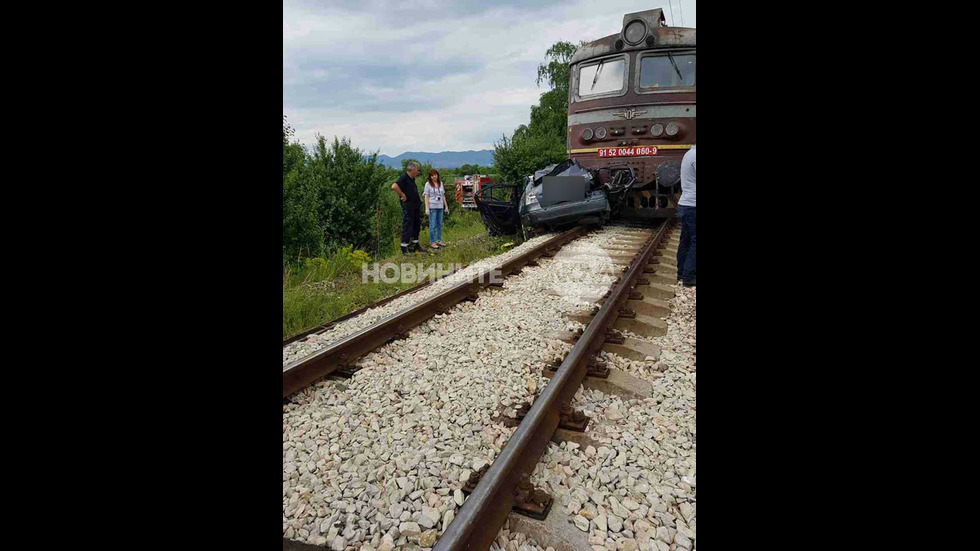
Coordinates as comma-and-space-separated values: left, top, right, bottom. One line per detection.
283, 1, 696, 157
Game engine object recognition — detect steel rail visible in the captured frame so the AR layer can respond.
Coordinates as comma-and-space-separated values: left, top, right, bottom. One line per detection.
283, 227, 588, 400
433, 220, 670, 551
283, 262, 470, 348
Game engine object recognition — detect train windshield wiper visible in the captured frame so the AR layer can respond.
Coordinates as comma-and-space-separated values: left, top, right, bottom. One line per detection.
667, 52, 684, 83
591, 60, 605, 91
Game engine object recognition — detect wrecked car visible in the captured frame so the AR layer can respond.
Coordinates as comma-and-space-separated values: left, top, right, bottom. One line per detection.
475, 160, 636, 235
474, 183, 522, 236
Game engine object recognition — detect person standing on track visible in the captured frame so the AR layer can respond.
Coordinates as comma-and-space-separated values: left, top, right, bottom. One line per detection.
392, 162, 423, 254
677, 146, 696, 287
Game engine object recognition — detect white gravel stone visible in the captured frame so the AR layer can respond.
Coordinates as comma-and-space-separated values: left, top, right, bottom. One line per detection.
283, 228, 649, 547
419, 507, 439, 529
680, 502, 696, 523
283, 233, 559, 367
608, 514, 623, 533
400, 522, 422, 537
525, 283, 696, 551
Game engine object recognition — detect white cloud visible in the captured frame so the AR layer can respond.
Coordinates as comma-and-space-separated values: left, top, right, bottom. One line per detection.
283, 1, 696, 156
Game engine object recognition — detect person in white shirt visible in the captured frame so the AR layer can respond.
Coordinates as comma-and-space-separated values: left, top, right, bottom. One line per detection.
677, 146, 696, 287
423, 169, 450, 248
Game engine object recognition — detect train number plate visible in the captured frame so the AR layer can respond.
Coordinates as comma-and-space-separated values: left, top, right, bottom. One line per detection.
596, 147, 658, 158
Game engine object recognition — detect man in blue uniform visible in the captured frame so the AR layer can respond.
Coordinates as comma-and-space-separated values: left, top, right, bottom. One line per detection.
677, 147, 696, 287
392, 163, 422, 254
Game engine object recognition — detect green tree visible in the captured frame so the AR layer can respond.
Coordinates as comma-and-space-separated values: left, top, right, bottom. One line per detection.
283, 116, 303, 180
536, 41, 577, 92
283, 115, 316, 262
493, 128, 567, 185
282, 134, 392, 262
313, 136, 390, 252
283, 154, 322, 262
532, 41, 577, 141
494, 41, 579, 186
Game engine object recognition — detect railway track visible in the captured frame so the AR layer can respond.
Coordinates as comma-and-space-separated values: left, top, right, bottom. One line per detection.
433, 221, 675, 551
283, 235, 495, 349
283, 229, 545, 350
283, 228, 586, 399
283, 221, 690, 551
284, 264, 468, 349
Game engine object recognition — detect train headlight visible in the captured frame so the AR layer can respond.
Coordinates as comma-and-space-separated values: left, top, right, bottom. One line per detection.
596, 127, 608, 139
582, 128, 594, 142
666, 123, 680, 137
623, 20, 647, 45
651, 124, 665, 137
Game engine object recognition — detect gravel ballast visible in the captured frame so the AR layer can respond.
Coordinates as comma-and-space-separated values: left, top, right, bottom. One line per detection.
283, 227, 656, 549
529, 285, 697, 551
283, 233, 558, 367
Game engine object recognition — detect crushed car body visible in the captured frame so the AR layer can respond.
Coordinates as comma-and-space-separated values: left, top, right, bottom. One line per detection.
474, 183, 522, 236
522, 160, 611, 230
476, 160, 636, 235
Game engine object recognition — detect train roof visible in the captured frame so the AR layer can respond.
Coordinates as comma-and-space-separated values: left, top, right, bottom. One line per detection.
570, 9, 696, 65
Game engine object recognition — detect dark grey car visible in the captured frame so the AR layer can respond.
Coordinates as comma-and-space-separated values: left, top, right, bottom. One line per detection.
476, 160, 636, 235
520, 160, 635, 231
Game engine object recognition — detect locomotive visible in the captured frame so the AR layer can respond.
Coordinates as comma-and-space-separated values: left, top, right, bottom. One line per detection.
477, 8, 695, 234
567, 8, 696, 219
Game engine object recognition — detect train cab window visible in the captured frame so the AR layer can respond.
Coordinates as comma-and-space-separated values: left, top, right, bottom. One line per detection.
639, 53, 696, 90
576, 56, 628, 99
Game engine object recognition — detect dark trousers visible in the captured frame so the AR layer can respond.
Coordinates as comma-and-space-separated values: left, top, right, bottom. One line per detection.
401, 203, 421, 250
677, 205, 696, 284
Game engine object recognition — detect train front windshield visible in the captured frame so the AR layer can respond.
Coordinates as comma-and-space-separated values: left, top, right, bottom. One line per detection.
639, 53, 696, 89
578, 57, 627, 97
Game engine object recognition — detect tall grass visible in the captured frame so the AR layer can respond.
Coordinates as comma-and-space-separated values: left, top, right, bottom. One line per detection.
283, 210, 518, 340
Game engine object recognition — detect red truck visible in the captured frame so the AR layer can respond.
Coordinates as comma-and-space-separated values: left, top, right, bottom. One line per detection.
455, 175, 493, 209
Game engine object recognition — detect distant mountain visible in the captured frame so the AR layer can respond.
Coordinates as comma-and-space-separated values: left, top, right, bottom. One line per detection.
376, 150, 494, 169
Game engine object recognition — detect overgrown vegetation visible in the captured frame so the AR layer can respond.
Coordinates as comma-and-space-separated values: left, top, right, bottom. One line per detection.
282, 119, 517, 339
283, 210, 509, 340
283, 42, 575, 339
283, 131, 394, 262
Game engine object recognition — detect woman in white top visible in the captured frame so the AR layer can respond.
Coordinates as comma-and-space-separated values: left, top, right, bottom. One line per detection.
423, 169, 450, 248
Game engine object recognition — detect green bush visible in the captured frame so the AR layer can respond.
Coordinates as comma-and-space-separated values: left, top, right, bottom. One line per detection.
493, 41, 577, 187
377, 178, 404, 257
493, 130, 566, 186
301, 246, 373, 281
282, 134, 391, 262
303, 257, 328, 273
